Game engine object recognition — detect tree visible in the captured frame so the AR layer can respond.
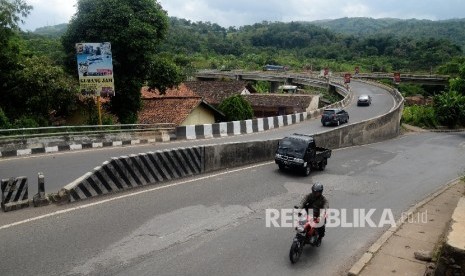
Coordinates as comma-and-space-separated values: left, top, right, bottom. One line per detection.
218, 95, 254, 121
6, 56, 78, 124
0, 0, 32, 104
0, 107, 11, 129
433, 90, 465, 128
448, 64, 465, 96
62, 0, 182, 123
0, 0, 31, 31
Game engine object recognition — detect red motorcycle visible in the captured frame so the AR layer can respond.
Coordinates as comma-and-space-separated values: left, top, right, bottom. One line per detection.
289, 208, 323, 264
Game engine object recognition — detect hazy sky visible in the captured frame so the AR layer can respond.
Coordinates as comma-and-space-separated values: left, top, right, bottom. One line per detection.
21, 0, 465, 31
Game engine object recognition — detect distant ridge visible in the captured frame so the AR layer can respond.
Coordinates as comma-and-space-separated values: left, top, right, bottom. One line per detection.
308, 17, 465, 48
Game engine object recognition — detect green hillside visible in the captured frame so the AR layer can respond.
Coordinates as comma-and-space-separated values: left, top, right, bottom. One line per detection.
30, 17, 464, 73
32, 23, 68, 38
310, 17, 465, 49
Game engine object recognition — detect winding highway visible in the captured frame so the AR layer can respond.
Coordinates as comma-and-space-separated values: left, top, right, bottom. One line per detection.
1, 81, 464, 276
0, 81, 393, 195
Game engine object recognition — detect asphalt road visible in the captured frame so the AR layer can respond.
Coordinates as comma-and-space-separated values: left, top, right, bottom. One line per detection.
0, 81, 395, 195
1, 131, 464, 276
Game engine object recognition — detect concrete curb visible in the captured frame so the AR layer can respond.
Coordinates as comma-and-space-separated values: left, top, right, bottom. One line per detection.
435, 197, 465, 274
402, 124, 465, 133
347, 177, 462, 276
0, 137, 169, 159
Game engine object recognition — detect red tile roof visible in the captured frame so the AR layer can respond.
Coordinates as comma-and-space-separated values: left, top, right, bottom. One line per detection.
139, 97, 203, 125
184, 80, 313, 109
139, 84, 205, 125
141, 83, 198, 99
184, 80, 249, 105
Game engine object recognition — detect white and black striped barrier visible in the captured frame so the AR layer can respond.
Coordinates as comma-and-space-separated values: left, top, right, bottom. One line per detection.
176, 113, 307, 140
62, 147, 204, 202
1, 176, 29, 212
0, 137, 171, 158
60, 139, 281, 203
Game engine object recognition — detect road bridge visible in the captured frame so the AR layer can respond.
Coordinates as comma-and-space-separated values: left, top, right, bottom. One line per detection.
196, 70, 450, 87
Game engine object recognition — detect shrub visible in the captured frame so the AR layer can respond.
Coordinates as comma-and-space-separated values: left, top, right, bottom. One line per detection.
433, 90, 465, 128
218, 95, 254, 121
0, 107, 11, 129
398, 84, 426, 97
12, 116, 41, 129
402, 105, 438, 128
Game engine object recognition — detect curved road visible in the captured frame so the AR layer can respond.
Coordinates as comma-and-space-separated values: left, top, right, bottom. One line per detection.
1, 81, 464, 276
0, 132, 464, 276
0, 81, 394, 194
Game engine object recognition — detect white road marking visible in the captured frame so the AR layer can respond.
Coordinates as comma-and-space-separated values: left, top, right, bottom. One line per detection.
0, 162, 273, 231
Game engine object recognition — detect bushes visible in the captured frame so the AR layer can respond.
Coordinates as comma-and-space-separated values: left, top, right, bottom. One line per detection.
398, 84, 426, 97
433, 90, 465, 128
0, 108, 11, 129
218, 95, 254, 121
402, 90, 465, 129
402, 105, 438, 128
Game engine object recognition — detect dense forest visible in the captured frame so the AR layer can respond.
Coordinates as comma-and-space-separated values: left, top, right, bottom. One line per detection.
311, 17, 465, 50
31, 17, 465, 75
2, 7, 465, 128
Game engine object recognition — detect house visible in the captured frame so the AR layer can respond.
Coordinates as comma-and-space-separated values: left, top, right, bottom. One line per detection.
244, 94, 318, 117
185, 80, 317, 118
184, 80, 253, 106
138, 84, 224, 126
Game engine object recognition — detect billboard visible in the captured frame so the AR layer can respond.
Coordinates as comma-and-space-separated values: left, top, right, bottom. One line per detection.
76, 42, 115, 97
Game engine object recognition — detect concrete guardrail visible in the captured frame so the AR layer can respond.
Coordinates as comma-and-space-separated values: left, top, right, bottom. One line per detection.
58, 80, 402, 203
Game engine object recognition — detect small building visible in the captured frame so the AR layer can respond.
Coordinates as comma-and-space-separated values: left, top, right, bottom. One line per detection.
244, 94, 318, 117
186, 80, 317, 118
184, 80, 253, 106
138, 84, 224, 126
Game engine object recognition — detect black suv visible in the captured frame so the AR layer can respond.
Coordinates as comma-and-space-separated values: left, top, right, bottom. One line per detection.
321, 108, 349, 126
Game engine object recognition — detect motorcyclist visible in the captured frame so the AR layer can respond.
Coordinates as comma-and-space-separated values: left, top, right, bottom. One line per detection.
299, 182, 329, 246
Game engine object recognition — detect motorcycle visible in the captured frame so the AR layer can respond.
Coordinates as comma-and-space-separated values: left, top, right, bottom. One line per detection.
289, 207, 324, 264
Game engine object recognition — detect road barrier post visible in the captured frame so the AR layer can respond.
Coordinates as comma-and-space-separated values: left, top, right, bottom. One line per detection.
33, 172, 50, 207
1, 176, 30, 212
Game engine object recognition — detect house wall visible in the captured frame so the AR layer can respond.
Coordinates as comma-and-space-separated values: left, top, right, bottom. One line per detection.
306, 95, 320, 112
181, 105, 216, 126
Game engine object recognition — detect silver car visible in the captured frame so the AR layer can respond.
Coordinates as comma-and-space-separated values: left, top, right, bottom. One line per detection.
357, 94, 372, 106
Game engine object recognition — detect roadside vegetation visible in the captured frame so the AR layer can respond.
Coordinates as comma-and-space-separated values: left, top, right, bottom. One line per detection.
1, 1, 464, 129
218, 95, 254, 121
400, 61, 465, 129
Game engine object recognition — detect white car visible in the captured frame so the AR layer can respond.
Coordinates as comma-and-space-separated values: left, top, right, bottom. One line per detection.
357, 94, 372, 106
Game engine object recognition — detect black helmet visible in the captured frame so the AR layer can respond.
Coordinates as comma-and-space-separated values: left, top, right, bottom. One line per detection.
312, 182, 323, 193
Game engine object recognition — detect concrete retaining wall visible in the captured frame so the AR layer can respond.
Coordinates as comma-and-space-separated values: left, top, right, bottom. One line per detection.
204, 140, 278, 173
435, 197, 465, 275
59, 80, 402, 203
